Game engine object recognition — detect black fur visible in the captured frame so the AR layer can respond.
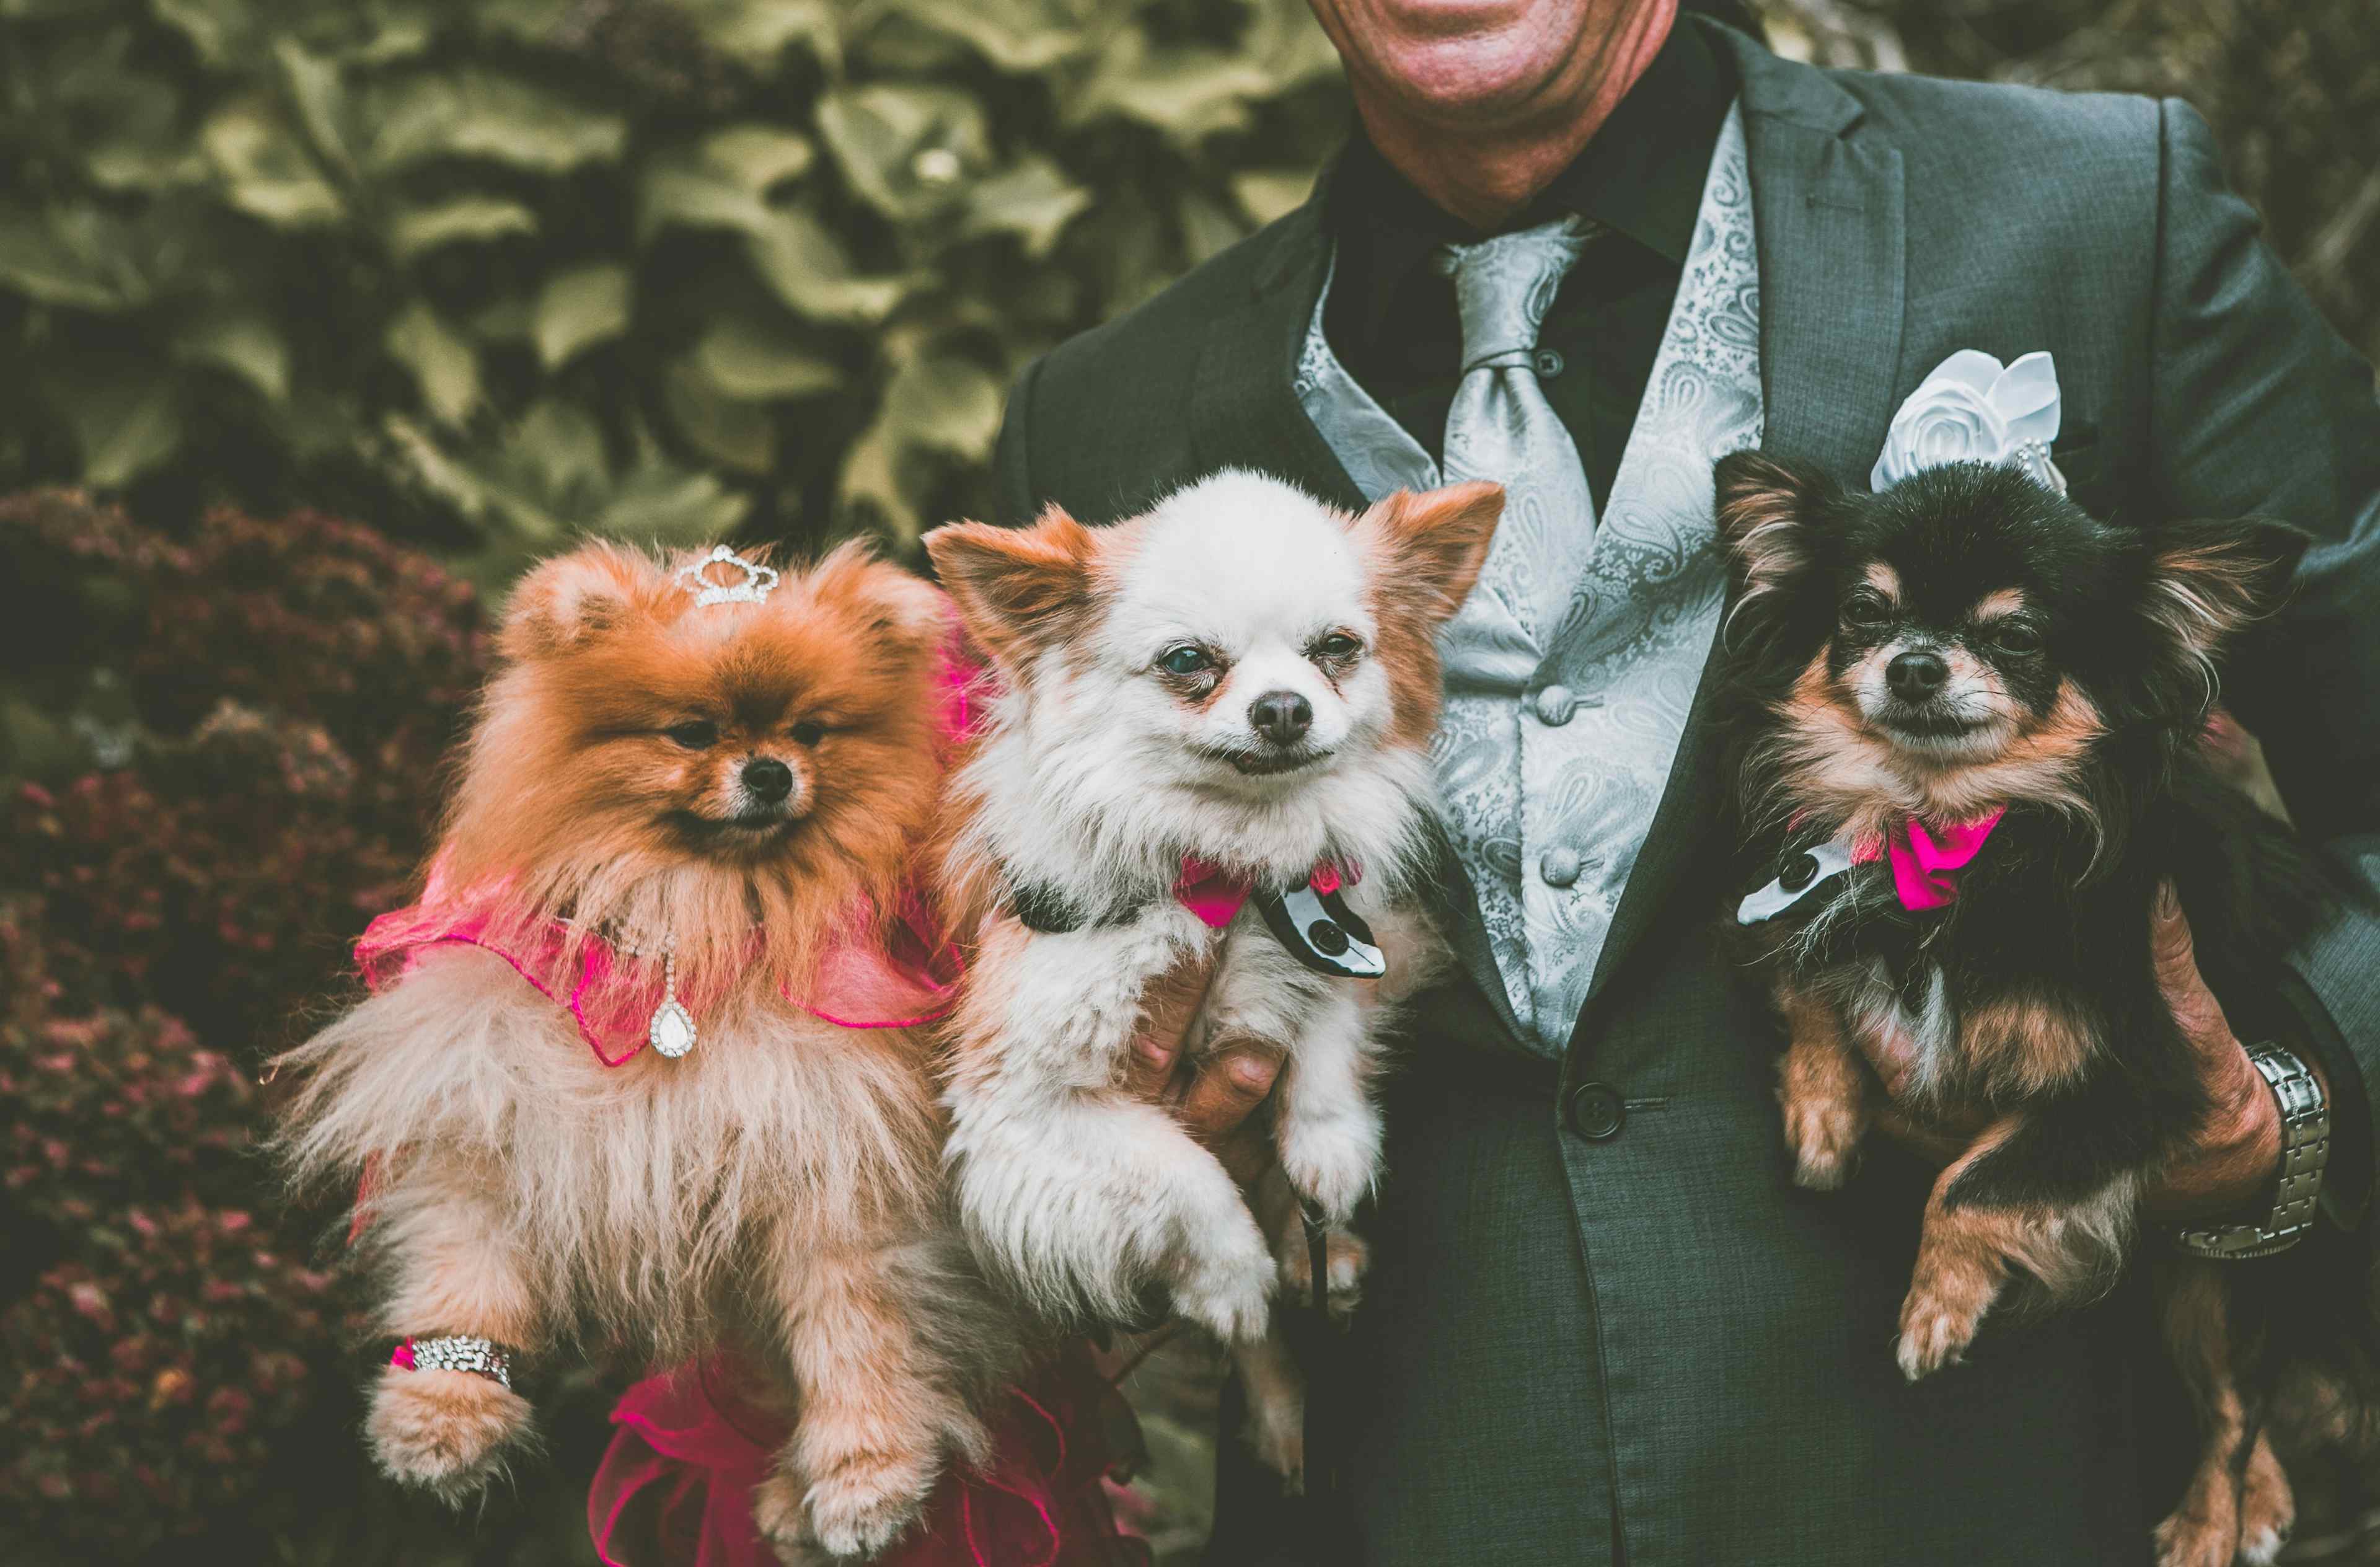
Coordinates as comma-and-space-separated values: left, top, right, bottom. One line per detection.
1713, 452, 2371, 1557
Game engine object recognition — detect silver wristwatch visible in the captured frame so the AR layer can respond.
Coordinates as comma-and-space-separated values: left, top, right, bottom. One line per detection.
2172, 1043, 2329, 1260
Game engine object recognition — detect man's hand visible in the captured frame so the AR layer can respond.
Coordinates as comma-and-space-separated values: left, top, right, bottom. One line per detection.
1863, 883, 2289, 1219
2138, 882, 2290, 1219
1121, 949, 1282, 1186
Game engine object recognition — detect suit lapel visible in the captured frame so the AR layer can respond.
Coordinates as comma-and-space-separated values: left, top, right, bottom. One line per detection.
1188, 205, 1367, 515
1571, 29, 1908, 1049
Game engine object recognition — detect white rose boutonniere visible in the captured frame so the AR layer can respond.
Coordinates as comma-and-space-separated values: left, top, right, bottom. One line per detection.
1871, 348, 2066, 494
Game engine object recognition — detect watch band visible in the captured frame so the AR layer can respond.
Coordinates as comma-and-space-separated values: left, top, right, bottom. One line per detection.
2173, 1043, 2329, 1260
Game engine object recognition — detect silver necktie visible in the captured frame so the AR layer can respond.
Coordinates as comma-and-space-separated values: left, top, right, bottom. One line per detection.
1429, 216, 1602, 1036
1434, 215, 1602, 655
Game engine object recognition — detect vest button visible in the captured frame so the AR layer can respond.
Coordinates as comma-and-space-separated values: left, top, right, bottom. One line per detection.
1540, 847, 1582, 888
1569, 1082, 1624, 1141
1534, 684, 1577, 726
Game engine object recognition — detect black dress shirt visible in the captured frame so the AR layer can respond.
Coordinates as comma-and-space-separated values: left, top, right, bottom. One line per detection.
1321, 20, 1736, 508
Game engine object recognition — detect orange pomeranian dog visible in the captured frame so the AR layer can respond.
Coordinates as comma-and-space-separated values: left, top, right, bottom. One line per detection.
274, 542, 1016, 1562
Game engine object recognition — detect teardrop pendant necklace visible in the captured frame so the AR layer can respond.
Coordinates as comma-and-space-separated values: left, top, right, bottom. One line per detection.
562, 917, 700, 1060
646, 936, 697, 1059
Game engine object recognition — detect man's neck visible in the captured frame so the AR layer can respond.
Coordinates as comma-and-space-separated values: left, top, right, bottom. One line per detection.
1352, 2, 1678, 232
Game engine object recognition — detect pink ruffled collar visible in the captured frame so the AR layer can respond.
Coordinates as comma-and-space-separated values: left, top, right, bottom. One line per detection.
354, 894, 961, 1067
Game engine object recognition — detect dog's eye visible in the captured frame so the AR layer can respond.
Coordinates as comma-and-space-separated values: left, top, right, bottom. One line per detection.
1991, 622, 2043, 656
1841, 591, 1893, 630
1310, 633, 1362, 662
790, 720, 824, 746
1158, 645, 1212, 678
666, 720, 718, 749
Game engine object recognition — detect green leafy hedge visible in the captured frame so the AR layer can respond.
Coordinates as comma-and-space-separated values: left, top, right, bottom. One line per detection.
0, 0, 1350, 581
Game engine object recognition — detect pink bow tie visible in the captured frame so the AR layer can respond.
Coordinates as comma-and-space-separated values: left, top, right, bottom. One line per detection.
1851, 810, 2004, 911
1173, 856, 1351, 929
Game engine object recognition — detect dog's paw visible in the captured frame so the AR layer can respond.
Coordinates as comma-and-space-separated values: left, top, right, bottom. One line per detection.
2151, 1502, 2240, 1567
2237, 1434, 2294, 1566
1173, 1225, 1276, 1344
751, 1471, 834, 1566
1277, 1115, 1380, 1225
365, 1363, 533, 1501
801, 1447, 934, 1561
1243, 1387, 1305, 1496
1893, 1287, 1983, 1382
1277, 1224, 1368, 1321
1781, 1093, 1863, 1191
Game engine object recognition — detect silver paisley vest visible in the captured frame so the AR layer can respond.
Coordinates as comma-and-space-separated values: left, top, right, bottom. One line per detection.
1295, 105, 1764, 1054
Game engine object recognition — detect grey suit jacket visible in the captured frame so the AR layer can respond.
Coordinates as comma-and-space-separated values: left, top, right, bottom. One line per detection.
990, 19, 2380, 1565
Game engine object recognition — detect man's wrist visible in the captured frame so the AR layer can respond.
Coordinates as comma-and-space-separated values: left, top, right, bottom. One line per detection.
2174, 1043, 2330, 1259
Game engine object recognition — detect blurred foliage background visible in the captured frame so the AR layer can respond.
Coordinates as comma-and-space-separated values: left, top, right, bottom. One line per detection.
0, 0, 2370, 1563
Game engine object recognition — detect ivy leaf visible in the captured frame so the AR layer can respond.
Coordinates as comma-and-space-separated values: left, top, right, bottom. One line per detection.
365, 68, 627, 175
873, 0, 1100, 72
690, 316, 842, 400
383, 302, 480, 427
663, 360, 776, 474
882, 351, 1003, 461
961, 155, 1090, 258
51, 363, 184, 488
1069, 35, 1272, 144
201, 95, 344, 228
681, 0, 837, 68
706, 126, 816, 191
1231, 169, 1316, 227
383, 196, 537, 261
533, 263, 633, 370
0, 205, 152, 312
815, 84, 989, 224
174, 314, 291, 402
638, 125, 815, 241
743, 210, 912, 323
273, 38, 356, 176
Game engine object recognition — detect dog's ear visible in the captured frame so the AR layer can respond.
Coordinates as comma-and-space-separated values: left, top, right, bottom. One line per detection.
1712, 451, 1836, 609
501, 543, 654, 661
923, 506, 1100, 668
2140, 516, 2310, 674
1357, 481, 1504, 627
808, 539, 951, 657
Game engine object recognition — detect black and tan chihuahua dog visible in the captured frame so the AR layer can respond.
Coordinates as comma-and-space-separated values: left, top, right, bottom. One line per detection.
1712, 451, 2372, 1567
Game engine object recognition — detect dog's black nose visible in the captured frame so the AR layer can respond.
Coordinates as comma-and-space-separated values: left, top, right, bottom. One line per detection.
742, 758, 794, 803
1887, 650, 1950, 700
1250, 691, 1313, 747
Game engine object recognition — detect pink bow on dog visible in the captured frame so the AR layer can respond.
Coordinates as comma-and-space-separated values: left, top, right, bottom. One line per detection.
1851, 810, 2006, 911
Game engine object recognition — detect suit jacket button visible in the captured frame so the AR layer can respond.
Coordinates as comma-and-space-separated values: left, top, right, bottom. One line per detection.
1569, 1082, 1624, 1141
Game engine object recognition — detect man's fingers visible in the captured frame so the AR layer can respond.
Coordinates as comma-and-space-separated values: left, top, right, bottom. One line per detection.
2149, 880, 2202, 997
1178, 1041, 1284, 1145
1121, 950, 1219, 1101
2149, 879, 2236, 1061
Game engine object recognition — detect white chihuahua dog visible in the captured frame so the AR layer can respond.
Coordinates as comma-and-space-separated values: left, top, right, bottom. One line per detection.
924, 470, 1500, 1480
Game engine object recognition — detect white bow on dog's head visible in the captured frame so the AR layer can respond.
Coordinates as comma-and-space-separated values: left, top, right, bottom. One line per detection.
1871, 349, 2066, 495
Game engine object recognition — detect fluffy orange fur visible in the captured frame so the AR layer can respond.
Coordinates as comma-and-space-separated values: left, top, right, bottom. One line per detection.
276, 541, 1012, 1561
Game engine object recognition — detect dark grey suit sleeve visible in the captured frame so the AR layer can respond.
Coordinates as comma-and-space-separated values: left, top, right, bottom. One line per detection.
2148, 97, 2380, 1216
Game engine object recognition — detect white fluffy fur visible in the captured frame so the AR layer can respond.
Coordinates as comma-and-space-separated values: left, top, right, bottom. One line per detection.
940, 471, 1456, 1356
278, 948, 1008, 1558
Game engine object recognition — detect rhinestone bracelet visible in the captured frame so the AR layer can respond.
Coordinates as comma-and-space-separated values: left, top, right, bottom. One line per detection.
390, 1334, 514, 1390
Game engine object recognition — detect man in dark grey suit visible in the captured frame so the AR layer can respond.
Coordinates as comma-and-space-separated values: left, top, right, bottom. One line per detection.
987, 1, 2380, 1560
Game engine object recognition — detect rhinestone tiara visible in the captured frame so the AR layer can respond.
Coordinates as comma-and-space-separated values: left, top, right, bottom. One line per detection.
677, 545, 778, 607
